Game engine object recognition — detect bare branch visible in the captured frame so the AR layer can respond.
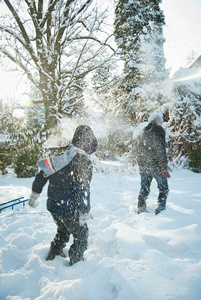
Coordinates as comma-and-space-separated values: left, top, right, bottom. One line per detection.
54, 0, 75, 49
0, 25, 26, 48
70, 0, 92, 23
61, 98, 83, 114
72, 35, 115, 53
4, 0, 39, 67
40, 0, 58, 28
0, 48, 36, 86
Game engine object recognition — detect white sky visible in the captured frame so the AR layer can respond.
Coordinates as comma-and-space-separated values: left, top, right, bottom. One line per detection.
161, 0, 201, 76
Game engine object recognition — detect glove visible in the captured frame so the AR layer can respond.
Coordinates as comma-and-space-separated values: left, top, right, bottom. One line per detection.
28, 192, 39, 208
79, 213, 92, 226
158, 163, 171, 178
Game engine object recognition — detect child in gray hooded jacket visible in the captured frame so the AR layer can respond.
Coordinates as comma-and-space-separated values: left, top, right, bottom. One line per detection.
29, 125, 98, 265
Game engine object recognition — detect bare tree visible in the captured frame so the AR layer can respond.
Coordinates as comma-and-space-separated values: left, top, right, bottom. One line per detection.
0, 0, 115, 134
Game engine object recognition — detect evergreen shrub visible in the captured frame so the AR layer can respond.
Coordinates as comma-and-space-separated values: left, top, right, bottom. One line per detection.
188, 147, 201, 173
0, 145, 12, 174
13, 150, 38, 178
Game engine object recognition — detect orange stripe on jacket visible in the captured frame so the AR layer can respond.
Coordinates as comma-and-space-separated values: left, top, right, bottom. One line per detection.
44, 158, 54, 174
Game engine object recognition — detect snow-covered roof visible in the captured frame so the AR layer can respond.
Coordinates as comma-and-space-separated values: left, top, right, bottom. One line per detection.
188, 54, 201, 70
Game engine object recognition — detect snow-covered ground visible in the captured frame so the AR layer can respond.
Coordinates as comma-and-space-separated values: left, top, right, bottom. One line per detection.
0, 162, 201, 300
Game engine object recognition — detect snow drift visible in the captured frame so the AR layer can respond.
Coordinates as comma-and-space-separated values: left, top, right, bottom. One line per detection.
0, 162, 201, 300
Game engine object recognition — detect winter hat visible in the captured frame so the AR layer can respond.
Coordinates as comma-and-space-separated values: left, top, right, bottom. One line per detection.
72, 125, 98, 155
148, 113, 163, 125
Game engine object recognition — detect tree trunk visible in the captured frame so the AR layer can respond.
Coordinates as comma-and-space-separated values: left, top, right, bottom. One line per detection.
44, 102, 58, 136
39, 69, 59, 136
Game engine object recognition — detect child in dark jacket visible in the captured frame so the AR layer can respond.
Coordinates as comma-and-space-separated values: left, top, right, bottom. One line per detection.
136, 113, 170, 215
28, 125, 98, 265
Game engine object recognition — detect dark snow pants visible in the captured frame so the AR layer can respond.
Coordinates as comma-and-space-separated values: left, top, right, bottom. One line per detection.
51, 213, 89, 265
138, 167, 169, 208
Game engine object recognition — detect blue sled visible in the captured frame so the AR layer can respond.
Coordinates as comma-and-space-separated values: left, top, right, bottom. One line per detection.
0, 197, 28, 213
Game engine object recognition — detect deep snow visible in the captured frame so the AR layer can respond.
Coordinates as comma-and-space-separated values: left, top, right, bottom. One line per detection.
0, 161, 201, 300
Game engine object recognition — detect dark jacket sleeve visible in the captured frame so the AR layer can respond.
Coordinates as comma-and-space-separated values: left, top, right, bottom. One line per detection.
71, 155, 93, 214
32, 170, 48, 194
153, 125, 168, 165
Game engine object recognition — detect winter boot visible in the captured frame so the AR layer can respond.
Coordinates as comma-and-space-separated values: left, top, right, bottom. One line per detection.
68, 245, 84, 266
137, 199, 146, 214
155, 200, 166, 215
68, 226, 88, 266
46, 241, 66, 261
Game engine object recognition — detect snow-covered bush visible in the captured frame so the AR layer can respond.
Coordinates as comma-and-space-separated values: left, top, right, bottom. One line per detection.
10, 127, 44, 178
167, 68, 201, 162
0, 144, 12, 175
13, 150, 38, 178
96, 130, 133, 160
188, 147, 201, 173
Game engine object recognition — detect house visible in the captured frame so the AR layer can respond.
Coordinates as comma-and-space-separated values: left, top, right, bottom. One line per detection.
188, 54, 201, 70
